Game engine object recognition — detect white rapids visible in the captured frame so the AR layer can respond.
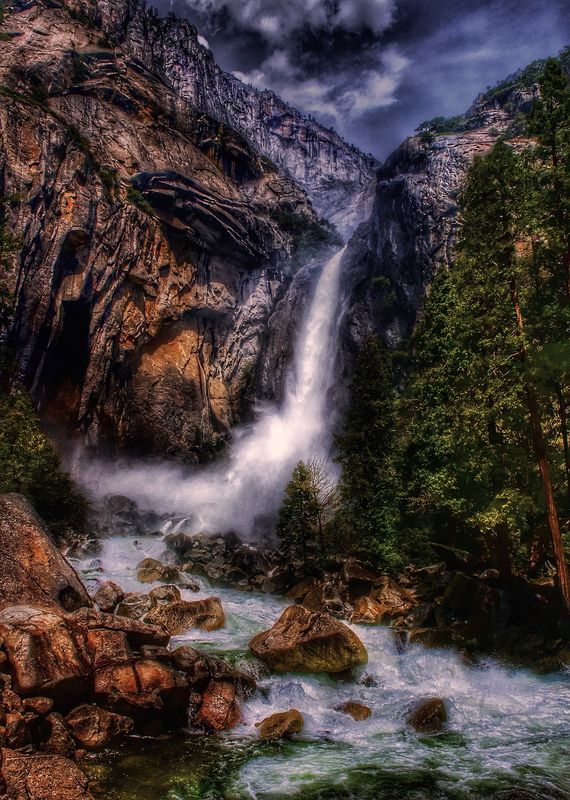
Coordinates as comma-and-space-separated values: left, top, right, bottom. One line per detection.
76, 533, 570, 800
76, 247, 347, 537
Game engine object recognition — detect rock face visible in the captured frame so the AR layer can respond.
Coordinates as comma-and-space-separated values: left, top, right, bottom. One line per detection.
0, 494, 91, 613
249, 605, 368, 674
0, 0, 370, 456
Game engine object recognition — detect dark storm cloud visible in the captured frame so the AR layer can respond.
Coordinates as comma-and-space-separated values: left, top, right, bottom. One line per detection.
155, 0, 569, 159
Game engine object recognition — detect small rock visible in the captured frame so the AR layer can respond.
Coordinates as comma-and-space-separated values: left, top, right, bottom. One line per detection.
115, 592, 154, 621
148, 585, 181, 605
144, 597, 224, 635
350, 596, 383, 624
136, 558, 179, 584
93, 581, 124, 613
139, 645, 171, 663
255, 709, 304, 740
407, 698, 447, 733
197, 681, 240, 731
23, 697, 54, 716
335, 701, 371, 721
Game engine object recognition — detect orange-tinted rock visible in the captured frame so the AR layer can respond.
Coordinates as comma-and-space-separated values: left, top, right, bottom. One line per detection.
335, 701, 371, 720
350, 596, 383, 624
255, 709, 304, 740
86, 628, 132, 669
198, 681, 240, 731
0, 494, 91, 613
70, 608, 170, 648
66, 704, 134, 749
370, 577, 415, 621
249, 605, 368, 674
93, 581, 124, 613
0, 747, 94, 799
407, 698, 447, 733
42, 713, 75, 758
23, 697, 54, 716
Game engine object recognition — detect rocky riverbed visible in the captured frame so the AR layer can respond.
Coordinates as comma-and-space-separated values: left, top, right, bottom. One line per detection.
1, 492, 570, 800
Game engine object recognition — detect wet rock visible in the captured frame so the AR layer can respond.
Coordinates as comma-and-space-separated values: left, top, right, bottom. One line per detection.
491, 791, 550, 800
197, 680, 240, 731
0, 606, 91, 699
0, 494, 91, 613
86, 628, 133, 669
407, 698, 447, 733
0, 747, 94, 799
148, 585, 181, 605
66, 704, 134, 749
136, 558, 180, 584
116, 592, 154, 621
144, 597, 224, 635
286, 577, 319, 602
261, 566, 297, 594
71, 608, 170, 648
171, 645, 211, 683
335, 701, 371, 721
249, 605, 368, 674
370, 577, 415, 621
93, 581, 124, 613
139, 645, 171, 663
341, 559, 383, 599
94, 658, 189, 719
302, 582, 347, 618
255, 709, 304, 740
23, 697, 54, 716
42, 712, 75, 758
350, 596, 383, 624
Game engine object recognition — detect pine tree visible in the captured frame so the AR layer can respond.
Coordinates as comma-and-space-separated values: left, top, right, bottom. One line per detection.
336, 337, 400, 567
276, 461, 319, 560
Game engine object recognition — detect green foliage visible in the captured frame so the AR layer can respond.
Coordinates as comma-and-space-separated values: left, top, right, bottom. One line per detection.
335, 338, 401, 568
0, 390, 88, 540
481, 49, 569, 102
276, 461, 319, 558
126, 185, 154, 215
416, 115, 465, 136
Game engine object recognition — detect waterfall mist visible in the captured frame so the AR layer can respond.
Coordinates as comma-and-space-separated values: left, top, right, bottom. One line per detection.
76, 247, 347, 538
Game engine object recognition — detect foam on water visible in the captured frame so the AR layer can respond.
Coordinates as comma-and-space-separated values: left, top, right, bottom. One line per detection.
77, 532, 570, 799
74, 247, 346, 538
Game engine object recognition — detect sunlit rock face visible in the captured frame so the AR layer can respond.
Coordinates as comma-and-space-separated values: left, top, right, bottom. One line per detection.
0, 0, 320, 457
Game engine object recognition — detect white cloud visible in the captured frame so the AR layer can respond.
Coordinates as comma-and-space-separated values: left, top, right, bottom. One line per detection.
197, 33, 210, 48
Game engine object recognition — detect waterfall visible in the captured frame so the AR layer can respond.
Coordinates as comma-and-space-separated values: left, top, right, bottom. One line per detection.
79, 247, 347, 537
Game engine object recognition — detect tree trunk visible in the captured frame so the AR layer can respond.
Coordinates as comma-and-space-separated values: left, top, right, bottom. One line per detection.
510, 276, 570, 611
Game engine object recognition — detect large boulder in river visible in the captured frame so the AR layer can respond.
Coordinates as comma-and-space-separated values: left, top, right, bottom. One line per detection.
255, 709, 304, 740
197, 680, 240, 731
0, 494, 91, 613
144, 597, 224, 634
0, 747, 94, 799
249, 605, 368, 673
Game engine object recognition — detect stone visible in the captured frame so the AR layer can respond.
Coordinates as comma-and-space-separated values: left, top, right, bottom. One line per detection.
0, 494, 91, 613
23, 697, 54, 716
249, 605, 368, 674
0, 747, 94, 799
491, 792, 549, 800
407, 698, 447, 733
94, 658, 189, 718
42, 713, 75, 758
148, 585, 181, 605
0, 606, 91, 699
261, 566, 297, 594
144, 597, 224, 635
71, 608, 170, 648
197, 681, 240, 731
136, 558, 180, 584
116, 592, 154, 621
93, 581, 124, 613
66, 704, 134, 749
255, 709, 304, 740
335, 701, 371, 721
370, 577, 415, 621
86, 628, 133, 669
350, 596, 383, 624
139, 645, 171, 663
286, 577, 319, 602
341, 559, 382, 598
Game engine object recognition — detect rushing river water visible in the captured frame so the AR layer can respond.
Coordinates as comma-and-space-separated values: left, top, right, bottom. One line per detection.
74, 532, 570, 800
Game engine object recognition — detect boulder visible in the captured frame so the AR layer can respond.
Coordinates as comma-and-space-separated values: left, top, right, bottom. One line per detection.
341, 559, 383, 599
66, 704, 134, 749
0, 606, 91, 698
23, 697, 54, 716
170, 646, 256, 696
407, 698, 447, 733
144, 597, 224, 635
197, 680, 240, 731
136, 558, 179, 584
0, 747, 94, 799
249, 605, 368, 674
70, 608, 170, 648
148, 585, 181, 605
0, 494, 91, 613
115, 592, 154, 621
286, 577, 319, 602
370, 577, 415, 621
93, 581, 124, 613
350, 597, 383, 624
335, 701, 371, 721
261, 566, 296, 594
255, 709, 304, 740
42, 712, 75, 758
139, 645, 171, 663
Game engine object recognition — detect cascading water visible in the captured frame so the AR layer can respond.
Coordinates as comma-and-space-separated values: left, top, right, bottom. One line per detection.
77, 247, 347, 536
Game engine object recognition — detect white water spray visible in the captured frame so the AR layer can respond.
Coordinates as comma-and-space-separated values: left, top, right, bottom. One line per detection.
78, 247, 347, 536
